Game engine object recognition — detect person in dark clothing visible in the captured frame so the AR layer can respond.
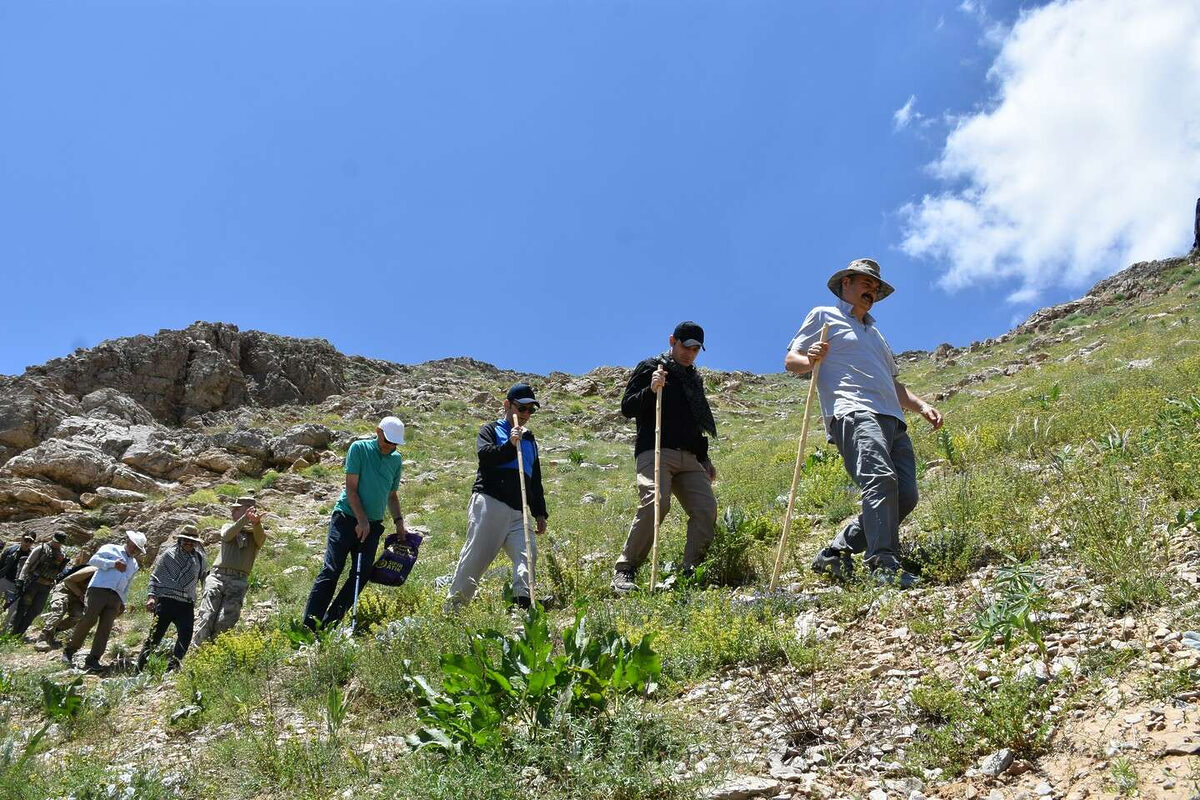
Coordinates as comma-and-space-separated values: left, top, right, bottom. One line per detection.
611, 321, 719, 594
0, 534, 35, 614
10, 533, 69, 636
447, 383, 549, 609
138, 529, 206, 671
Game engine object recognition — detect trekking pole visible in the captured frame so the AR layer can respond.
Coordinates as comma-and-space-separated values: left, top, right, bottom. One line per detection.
513, 411, 536, 605
349, 550, 363, 634
769, 324, 830, 593
649, 362, 664, 592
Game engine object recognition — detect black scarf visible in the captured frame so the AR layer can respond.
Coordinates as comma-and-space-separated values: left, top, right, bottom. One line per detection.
659, 351, 717, 438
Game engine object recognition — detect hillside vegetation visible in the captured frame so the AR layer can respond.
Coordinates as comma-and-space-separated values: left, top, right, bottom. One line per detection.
1, 254, 1199, 799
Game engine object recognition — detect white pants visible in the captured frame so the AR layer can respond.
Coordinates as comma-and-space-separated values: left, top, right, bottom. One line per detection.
447, 493, 536, 606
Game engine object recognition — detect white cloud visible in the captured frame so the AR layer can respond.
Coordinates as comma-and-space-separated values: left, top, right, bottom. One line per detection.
893, 95, 920, 130
901, 0, 1200, 303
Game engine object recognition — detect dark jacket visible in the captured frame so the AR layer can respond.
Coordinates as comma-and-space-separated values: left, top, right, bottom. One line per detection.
0, 544, 28, 582
472, 420, 549, 519
620, 357, 711, 462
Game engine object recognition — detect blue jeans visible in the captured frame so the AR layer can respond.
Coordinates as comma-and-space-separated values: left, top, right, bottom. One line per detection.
827, 411, 919, 570
303, 513, 382, 629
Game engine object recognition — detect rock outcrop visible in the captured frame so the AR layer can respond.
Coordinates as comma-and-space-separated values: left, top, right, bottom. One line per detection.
22, 322, 399, 425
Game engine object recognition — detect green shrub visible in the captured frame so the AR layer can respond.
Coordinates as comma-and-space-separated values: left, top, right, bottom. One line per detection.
906, 672, 1056, 778
178, 627, 288, 723
402, 603, 660, 753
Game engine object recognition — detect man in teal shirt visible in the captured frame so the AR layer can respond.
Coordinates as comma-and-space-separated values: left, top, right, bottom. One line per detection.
303, 416, 407, 630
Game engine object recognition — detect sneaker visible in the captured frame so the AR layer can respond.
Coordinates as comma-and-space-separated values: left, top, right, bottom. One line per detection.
611, 570, 637, 595
871, 567, 920, 590
810, 547, 854, 579
82, 658, 105, 673
34, 637, 55, 653
60, 649, 76, 667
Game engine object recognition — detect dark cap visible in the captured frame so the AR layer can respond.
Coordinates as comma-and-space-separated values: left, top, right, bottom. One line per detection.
672, 321, 705, 350
21, 533, 35, 542
53, 532, 68, 544
506, 382, 540, 408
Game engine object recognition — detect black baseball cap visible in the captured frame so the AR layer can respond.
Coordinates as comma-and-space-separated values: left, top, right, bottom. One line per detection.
673, 321, 705, 350
506, 382, 540, 407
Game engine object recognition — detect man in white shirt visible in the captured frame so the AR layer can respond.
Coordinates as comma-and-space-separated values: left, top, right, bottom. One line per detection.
63, 530, 147, 671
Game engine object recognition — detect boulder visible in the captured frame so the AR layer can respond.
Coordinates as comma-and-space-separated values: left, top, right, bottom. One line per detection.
190, 448, 263, 476
0, 376, 81, 450
0, 477, 80, 520
121, 428, 188, 478
79, 388, 156, 425
4, 437, 160, 494
51, 416, 137, 458
0, 514, 94, 545
80, 487, 148, 509
269, 423, 333, 466
209, 428, 272, 460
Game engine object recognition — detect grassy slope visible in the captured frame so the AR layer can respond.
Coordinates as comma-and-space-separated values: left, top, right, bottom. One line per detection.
2, 256, 1199, 798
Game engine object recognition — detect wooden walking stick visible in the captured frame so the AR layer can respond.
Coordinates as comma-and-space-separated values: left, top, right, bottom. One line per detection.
649, 362, 664, 592
512, 411, 536, 605
769, 324, 830, 593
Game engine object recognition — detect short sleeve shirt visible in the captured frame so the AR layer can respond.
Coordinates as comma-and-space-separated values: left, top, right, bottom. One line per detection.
788, 299, 904, 425
333, 438, 404, 521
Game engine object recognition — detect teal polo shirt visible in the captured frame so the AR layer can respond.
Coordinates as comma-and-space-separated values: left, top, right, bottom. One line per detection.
333, 438, 404, 521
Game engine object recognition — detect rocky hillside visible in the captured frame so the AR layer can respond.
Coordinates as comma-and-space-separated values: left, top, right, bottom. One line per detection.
0, 251, 1198, 800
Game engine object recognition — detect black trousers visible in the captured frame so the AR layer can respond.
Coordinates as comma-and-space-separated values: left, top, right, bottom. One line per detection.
138, 597, 195, 670
10, 583, 51, 636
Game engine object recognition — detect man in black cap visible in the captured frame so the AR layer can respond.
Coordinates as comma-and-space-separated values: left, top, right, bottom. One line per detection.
10, 532, 70, 636
446, 382, 548, 609
785, 258, 942, 589
611, 322, 719, 593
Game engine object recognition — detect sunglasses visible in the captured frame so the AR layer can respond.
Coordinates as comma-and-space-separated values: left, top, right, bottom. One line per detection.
515, 404, 537, 414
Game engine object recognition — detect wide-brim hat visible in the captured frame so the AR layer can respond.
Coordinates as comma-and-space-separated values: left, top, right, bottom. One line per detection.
827, 258, 895, 301
125, 530, 148, 553
176, 525, 203, 545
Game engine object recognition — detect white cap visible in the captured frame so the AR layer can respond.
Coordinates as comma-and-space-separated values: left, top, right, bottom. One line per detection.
378, 416, 405, 445
125, 530, 147, 553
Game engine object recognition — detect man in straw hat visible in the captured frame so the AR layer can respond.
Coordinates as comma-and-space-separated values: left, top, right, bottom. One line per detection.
303, 416, 407, 631
611, 321, 719, 594
785, 259, 942, 589
9, 531, 70, 637
192, 496, 267, 647
137, 526, 207, 671
63, 530, 146, 671
446, 382, 549, 610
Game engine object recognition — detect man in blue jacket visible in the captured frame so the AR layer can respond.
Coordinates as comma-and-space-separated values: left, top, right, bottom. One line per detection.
446, 383, 548, 610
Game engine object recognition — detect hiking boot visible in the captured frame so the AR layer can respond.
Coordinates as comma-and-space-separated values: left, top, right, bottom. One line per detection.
611, 570, 637, 595
60, 649, 76, 667
34, 636, 56, 653
810, 547, 854, 579
511, 595, 532, 610
871, 567, 920, 590
82, 657, 105, 673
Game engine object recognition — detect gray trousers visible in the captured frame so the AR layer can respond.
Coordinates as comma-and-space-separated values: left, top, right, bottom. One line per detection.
447, 493, 536, 606
66, 587, 124, 663
616, 448, 718, 574
192, 572, 249, 647
827, 411, 919, 570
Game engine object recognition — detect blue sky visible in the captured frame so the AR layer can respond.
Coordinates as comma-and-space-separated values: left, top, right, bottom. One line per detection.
2, 0, 1196, 377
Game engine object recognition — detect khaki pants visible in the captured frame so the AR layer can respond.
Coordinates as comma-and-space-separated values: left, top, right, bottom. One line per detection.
616, 448, 717, 574
447, 493, 536, 607
40, 588, 85, 641
66, 587, 124, 663
192, 572, 249, 646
